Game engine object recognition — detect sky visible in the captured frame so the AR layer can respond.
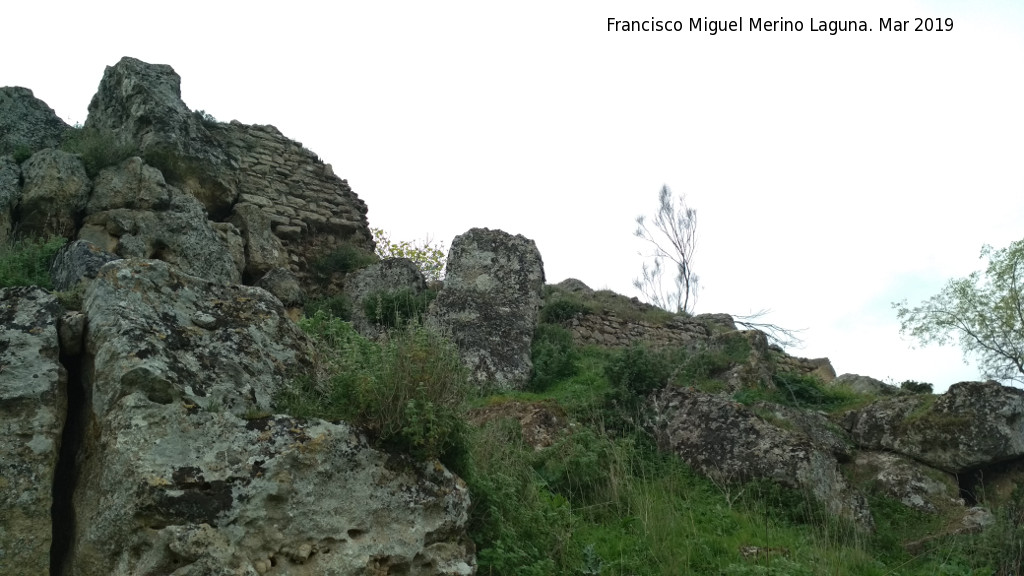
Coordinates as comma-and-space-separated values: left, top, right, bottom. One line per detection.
5, 1, 1023, 392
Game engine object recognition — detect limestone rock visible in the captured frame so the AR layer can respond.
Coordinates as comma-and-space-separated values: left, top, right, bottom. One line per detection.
0, 287, 66, 576
832, 373, 901, 397
49, 239, 121, 292
87, 156, 172, 212
229, 202, 289, 280
649, 386, 873, 528
345, 258, 427, 338
716, 330, 773, 392
0, 156, 19, 243
428, 228, 545, 390
70, 258, 473, 575
554, 277, 592, 294
83, 56, 374, 295
694, 312, 738, 333
82, 258, 306, 417
18, 148, 90, 238
850, 451, 961, 513
0, 86, 71, 157
844, 380, 1024, 473
255, 267, 305, 308
80, 187, 241, 284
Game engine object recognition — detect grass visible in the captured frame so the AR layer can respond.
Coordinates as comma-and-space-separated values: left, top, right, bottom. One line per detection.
275, 304, 1024, 576
0, 235, 66, 289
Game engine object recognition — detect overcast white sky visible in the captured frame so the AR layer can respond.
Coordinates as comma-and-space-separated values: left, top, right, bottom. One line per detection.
6, 1, 1023, 391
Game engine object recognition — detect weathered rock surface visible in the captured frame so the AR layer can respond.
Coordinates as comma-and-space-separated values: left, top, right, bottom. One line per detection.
86, 156, 171, 212
429, 228, 544, 390
843, 380, 1024, 473
0, 156, 19, 243
849, 451, 961, 513
18, 148, 90, 238
564, 310, 710, 349
649, 386, 873, 528
832, 373, 901, 397
79, 177, 241, 284
345, 258, 427, 338
49, 239, 121, 292
255, 267, 305, 308
0, 287, 66, 576
0, 86, 71, 157
83, 56, 373, 294
71, 258, 474, 574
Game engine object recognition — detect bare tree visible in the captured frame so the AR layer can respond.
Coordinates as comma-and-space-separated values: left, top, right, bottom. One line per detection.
733, 309, 806, 349
634, 185, 699, 315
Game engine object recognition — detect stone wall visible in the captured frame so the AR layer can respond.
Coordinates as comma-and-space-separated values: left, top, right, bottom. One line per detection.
563, 311, 711, 349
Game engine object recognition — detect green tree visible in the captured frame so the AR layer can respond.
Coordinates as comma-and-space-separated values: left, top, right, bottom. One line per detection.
893, 239, 1024, 384
634, 185, 699, 315
371, 228, 447, 282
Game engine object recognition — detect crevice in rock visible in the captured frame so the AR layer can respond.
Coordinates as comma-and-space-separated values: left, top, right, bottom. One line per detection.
957, 468, 983, 506
50, 350, 86, 576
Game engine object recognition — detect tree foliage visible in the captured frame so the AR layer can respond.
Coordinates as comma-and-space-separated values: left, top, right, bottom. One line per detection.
371, 227, 447, 282
633, 185, 699, 315
893, 239, 1024, 384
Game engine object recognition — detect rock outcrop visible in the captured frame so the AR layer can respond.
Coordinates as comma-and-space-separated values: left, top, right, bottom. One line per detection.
843, 380, 1024, 473
429, 228, 545, 390
649, 386, 873, 528
63, 258, 474, 574
0, 156, 18, 243
49, 239, 122, 292
0, 86, 71, 157
83, 56, 373, 294
18, 149, 90, 238
0, 287, 66, 576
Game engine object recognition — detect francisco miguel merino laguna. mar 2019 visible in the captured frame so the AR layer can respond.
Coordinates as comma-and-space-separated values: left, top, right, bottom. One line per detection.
606, 17, 955, 35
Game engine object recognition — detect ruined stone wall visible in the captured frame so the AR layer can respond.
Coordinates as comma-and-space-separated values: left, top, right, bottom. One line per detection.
211, 121, 371, 249
563, 311, 710, 348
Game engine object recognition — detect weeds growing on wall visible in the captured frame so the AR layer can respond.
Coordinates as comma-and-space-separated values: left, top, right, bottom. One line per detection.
0, 235, 66, 288
309, 242, 378, 282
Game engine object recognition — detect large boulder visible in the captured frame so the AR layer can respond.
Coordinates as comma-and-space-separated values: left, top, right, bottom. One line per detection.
0, 86, 71, 157
70, 258, 475, 574
649, 386, 873, 528
428, 228, 545, 390
843, 380, 1024, 473
848, 451, 962, 514
49, 239, 121, 292
0, 156, 18, 243
17, 148, 90, 238
832, 373, 901, 397
228, 202, 289, 281
0, 287, 66, 576
79, 160, 241, 284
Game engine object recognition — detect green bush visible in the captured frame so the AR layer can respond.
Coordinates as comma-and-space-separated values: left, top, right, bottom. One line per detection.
362, 287, 437, 328
310, 243, 378, 280
604, 344, 676, 397
302, 293, 352, 320
0, 236, 66, 289
900, 380, 934, 394
539, 297, 591, 324
371, 228, 447, 282
529, 324, 578, 392
276, 312, 469, 463
12, 144, 33, 164
61, 127, 136, 178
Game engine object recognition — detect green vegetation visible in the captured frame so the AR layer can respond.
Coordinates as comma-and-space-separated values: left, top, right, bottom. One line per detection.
275, 293, 1023, 575
0, 235, 66, 289
309, 242, 378, 281
894, 237, 1024, 385
61, 126, 136, 177
275, 312, 468, 463
371, 227, 447, 282
12, 144, 34, 164
302, 293, 352, 320
362, 287, 438, 328
900, 380, 934, 394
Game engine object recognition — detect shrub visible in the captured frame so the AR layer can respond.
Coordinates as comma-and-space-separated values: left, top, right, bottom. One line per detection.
362, 287, 437, 328
310, 243, 378, 280
12, 144, 33, 164
302, 293, 352, 320
60, 127, 136, 178
0, 236, 66, 289
276, 312, 469, 463
371, 228, 447, 282
604, 344, 676, 397
529, 324, 578, 392
538, 297, 591, 324
900, 380, 934, 394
